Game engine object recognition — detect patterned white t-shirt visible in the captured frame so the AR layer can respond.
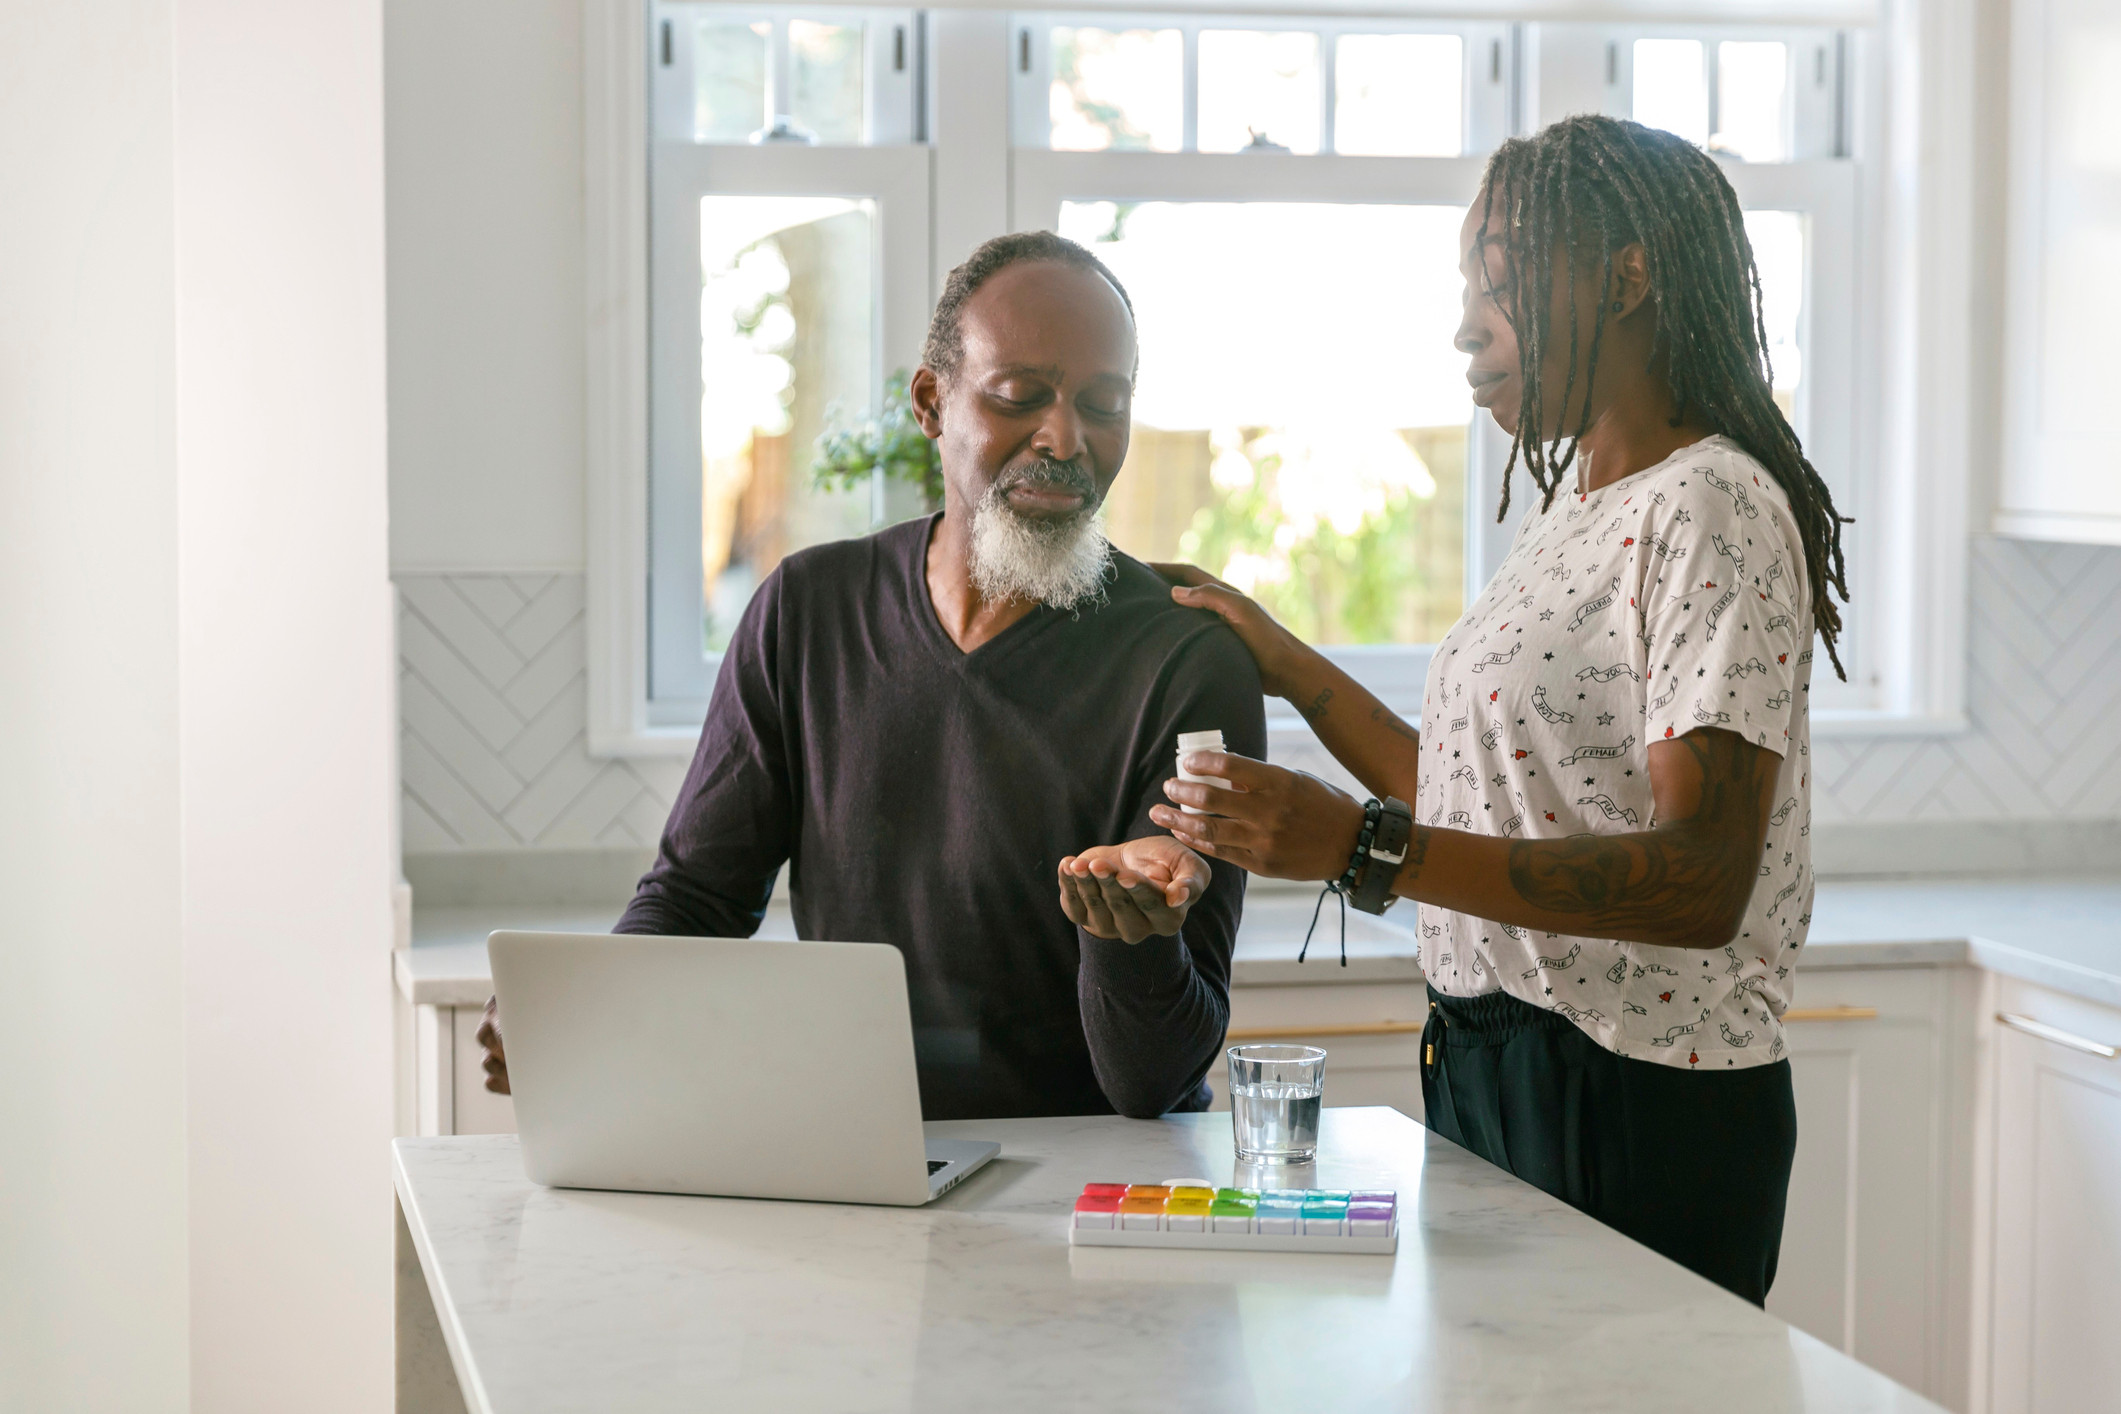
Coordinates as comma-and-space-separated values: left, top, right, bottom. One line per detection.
1416, 436, 1814, 1070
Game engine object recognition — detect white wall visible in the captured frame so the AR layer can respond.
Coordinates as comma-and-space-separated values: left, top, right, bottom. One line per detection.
0, 6, 190, 1410
174, 1, 400, 1408
5, 1, 402, 1398
387, 0, 590, 573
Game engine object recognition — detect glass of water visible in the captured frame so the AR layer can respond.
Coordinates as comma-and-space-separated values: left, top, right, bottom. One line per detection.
1227, 1044, 1325, 1162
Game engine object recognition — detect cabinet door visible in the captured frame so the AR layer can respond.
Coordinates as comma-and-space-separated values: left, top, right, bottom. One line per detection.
1767, 968, 1951, 1402
1988, 983, 2121, 1414
1997, 0, 2121, 540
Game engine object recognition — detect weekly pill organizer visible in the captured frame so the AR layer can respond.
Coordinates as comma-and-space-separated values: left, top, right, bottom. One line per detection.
1068, 1180, 1399, 1255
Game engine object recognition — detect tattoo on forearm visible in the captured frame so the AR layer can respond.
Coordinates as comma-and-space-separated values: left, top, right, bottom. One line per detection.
1399, 825, 1431, 886
1370, 703, 1420, 745
1504, 729, 1771, 943
1301, 687, 1334, 722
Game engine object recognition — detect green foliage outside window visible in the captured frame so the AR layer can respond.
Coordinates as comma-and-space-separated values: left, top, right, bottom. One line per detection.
1177, 428, 1464, 645
811, 369, 943, 513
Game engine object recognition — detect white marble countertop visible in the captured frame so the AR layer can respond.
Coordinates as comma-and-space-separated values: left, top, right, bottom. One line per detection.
394, 877, 2121, 1013
394, 1107, 1937, 1413
393, 876, 2121, 1010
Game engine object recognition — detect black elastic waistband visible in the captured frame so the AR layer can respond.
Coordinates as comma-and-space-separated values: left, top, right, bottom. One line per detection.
1427, 984, 1572, 1040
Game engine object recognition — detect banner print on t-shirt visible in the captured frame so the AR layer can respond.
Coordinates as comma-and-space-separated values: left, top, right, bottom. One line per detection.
1416, 436, 1816, 1071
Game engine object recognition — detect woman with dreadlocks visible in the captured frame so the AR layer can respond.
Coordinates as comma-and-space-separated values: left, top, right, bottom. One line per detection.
1133, 115, 1850, 1304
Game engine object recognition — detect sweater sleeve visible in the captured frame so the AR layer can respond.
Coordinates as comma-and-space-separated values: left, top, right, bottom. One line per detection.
615, 569, 794, 939
1077, 621, 1267, 1118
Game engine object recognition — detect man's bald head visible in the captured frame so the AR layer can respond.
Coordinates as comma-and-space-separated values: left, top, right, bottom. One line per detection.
921, 231, 1135, 383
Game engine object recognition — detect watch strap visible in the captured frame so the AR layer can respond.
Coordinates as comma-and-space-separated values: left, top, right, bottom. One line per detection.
1350, 797, 1413, 915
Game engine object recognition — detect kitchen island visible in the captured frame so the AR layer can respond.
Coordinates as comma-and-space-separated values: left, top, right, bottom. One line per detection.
392, 876, 2121, 1410
394, 1106, 1938, 1413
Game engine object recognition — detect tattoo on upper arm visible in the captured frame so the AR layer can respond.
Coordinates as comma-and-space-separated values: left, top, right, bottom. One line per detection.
1301, 687, 1334, 722
1503, 729, 1773, 943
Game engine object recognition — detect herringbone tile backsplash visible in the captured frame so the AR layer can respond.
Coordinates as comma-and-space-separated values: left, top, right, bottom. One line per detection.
397, 575, 686, 852
396, 537, 2121, 853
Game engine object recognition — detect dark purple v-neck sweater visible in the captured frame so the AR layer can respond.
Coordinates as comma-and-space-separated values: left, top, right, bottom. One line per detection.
615, 515, 1266, 1121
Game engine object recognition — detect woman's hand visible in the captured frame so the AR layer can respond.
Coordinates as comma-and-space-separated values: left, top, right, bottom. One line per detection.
1058, 835, 1212, 944
1149, 752, 1369, 883
1151, 563, 1320, 704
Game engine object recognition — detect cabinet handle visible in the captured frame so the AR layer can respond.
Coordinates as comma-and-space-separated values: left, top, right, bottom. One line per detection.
1995, 1012, 2120, 1059
1783, 1006, 1878, 1022
1225, 1021, 1425, 1041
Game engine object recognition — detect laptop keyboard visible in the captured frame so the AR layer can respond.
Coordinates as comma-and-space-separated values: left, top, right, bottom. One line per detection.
927, 1160, 949, 1175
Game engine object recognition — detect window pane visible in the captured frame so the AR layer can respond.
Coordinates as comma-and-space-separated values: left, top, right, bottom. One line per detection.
1334, 34, 1462, 157
1715, 41, 1789, 162
695, 19, 769, 143
788, 19, 864, 145
699, 196, 876, 651
1060, 201, 1468, 645
1633, 38, 1708, 148
1049, 27, 1182, 152
1197, 31, 1321, 155
1745, 210, 1806, 424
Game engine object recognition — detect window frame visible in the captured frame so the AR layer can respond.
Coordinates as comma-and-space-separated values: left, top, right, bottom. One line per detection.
643, 143, 930, 723
585, 0, 1980, 756
1009, 11, 1515, 157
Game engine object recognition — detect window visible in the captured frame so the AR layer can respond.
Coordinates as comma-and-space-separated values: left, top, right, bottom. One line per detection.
596, 4, 1883, 749
1599, 24, 1859, 707
644, 5, 926, 722
1013, 12, 1512, 706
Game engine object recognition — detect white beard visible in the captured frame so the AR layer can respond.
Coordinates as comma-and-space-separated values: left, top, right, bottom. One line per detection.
967, 485, 1113, 613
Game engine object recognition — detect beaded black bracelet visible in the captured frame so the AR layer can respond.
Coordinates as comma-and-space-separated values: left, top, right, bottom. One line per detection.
1336, 798, 1384, 892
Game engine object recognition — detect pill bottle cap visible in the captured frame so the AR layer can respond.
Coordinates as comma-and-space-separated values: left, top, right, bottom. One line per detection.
1175, 730, 1225, 754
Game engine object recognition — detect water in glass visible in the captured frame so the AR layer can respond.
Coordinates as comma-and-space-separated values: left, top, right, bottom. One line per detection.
1231, 1081, 1322, 1160
1227, 1044, 1326, 1162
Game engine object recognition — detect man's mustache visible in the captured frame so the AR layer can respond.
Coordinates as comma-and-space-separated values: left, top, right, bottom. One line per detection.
995, 456, 1097, 500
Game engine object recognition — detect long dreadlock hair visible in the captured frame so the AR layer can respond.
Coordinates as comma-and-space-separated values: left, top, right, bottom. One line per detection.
1477, 114, 1851, 679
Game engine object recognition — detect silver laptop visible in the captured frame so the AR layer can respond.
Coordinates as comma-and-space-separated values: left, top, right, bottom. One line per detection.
487, 931, 999, 1206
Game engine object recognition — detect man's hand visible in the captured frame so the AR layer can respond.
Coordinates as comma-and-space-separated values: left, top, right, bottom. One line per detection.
475, 994, 510, 1095
1058, 835, 1212, 944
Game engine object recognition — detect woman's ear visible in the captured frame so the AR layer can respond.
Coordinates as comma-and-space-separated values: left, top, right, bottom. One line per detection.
909, 365, 945, 438
1608, 242, 1653, 318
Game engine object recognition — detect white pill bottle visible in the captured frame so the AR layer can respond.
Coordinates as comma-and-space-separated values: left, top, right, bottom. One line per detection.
1174, 730, 1231, 816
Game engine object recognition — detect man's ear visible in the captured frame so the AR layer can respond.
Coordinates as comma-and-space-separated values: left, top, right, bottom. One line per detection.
909, 365, 945, 438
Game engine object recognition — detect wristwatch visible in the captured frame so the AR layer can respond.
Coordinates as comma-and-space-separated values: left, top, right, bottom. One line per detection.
1350, 797, 1414, 915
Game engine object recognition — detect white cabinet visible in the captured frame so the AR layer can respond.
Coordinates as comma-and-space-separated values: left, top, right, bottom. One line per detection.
1984, 980, 2121, 1414
1767, 967, 1979, 1408
1217, 957, 1977, 1414
1997, 0, 2121, 541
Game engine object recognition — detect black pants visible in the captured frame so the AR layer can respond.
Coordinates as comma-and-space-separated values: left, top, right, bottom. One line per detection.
1419, 985, 1798, 1306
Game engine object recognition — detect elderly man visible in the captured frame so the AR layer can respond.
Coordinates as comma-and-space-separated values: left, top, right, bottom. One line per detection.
481, 231, 1265, 1120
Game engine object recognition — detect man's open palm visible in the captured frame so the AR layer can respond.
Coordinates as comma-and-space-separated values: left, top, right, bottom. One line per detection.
1057, 835, 1212, 944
